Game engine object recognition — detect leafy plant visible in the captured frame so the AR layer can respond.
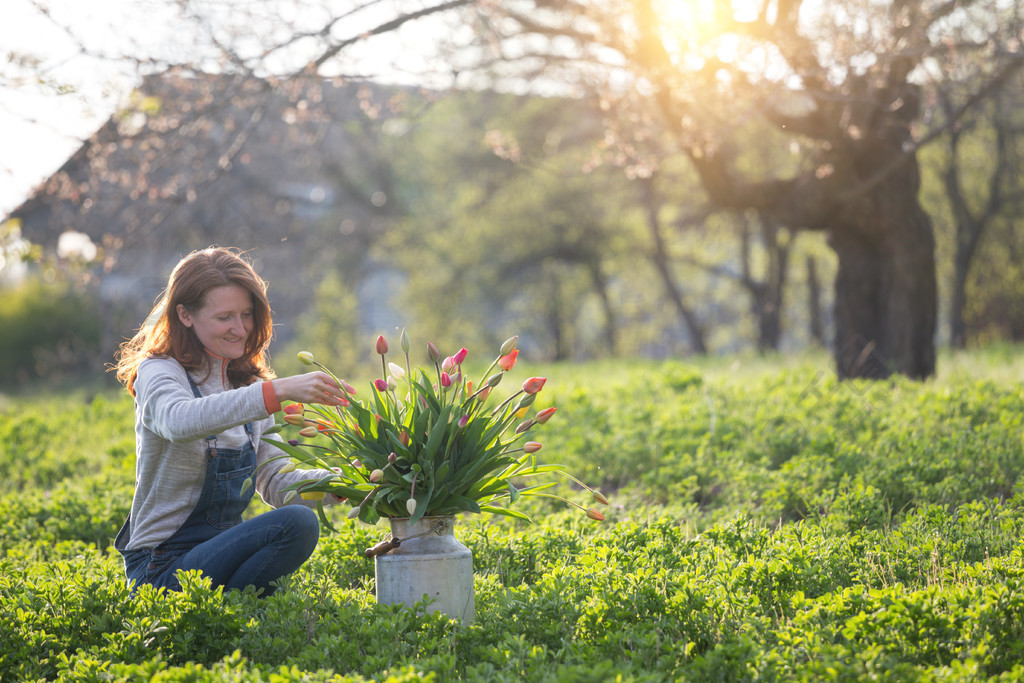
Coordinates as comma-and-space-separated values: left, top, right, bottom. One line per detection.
255, 330, 608, 528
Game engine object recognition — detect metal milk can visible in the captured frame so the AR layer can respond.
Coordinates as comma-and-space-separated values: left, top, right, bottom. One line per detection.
372, 515, 475, 623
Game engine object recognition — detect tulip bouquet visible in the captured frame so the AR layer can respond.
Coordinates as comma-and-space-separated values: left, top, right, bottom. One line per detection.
257, 330, 607, 531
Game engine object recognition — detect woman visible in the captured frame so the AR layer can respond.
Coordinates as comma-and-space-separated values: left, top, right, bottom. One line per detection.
113, 246, 346, 596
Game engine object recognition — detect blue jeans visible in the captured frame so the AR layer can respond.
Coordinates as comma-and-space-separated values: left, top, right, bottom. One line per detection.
123, 506, 320, 596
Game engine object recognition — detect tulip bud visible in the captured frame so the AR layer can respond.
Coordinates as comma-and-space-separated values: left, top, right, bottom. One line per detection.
376, 334, 388, 355
406, 498, 417, 516
458, 415, 469, 428
370, 468, 384, 483
400, 327, 411, 354
534, 407, 557, 424
515, 419, 534, 434
284, 414, 306, 426
477, 386, 492, 402
279, 462, 297, 473
426, 341, 440, 363
387, 376, 397, 391
374, 378, 389, 392
288, 439, 299, 446
301, 490, 327, 501
440, 371, 452, 388
352, 460, 362, 469
347, 505, 361, 519
283, 490, 297, 504
500, 335, 519, 355
593, 490, 609, 505
388, 452, 397, 464
453, 347, 468, 365
487, 373, 503, 388
283, 403, 304, 415
297, 351, 315, 366
497, 349, 519, 372
523, 441, 542, 453
586, 508, 605, 521
522, 377, 547, 395
441, 356, 454, 372
388, 362, 405, 379
399, 431, 410, 447
516, 392, 537, 410
299, 425, 318, 438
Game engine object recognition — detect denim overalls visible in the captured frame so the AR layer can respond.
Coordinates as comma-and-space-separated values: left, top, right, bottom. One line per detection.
115, 375, 256, 591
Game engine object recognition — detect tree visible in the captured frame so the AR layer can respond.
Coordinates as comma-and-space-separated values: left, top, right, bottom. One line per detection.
434, 0, 1024, 378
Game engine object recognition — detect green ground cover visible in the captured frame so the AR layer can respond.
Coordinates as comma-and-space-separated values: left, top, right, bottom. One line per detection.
3, 347, 1024, 681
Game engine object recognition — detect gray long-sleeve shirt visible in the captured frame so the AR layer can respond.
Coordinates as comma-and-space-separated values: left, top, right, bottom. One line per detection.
124, 354, 330, 550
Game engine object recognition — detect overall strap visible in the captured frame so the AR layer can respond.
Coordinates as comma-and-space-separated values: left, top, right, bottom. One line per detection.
186, 373, 219, 452
186, 372, 255, 449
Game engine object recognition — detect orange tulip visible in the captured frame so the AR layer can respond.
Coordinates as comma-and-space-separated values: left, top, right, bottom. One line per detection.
497, 349, 519, 371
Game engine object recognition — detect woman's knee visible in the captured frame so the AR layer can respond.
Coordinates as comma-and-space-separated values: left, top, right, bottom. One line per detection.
273, 505, 320, 551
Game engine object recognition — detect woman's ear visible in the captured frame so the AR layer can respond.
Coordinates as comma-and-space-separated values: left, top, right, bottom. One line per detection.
176, 304, 193, 328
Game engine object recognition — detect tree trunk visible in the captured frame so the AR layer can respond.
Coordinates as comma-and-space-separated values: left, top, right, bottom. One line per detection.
641, 177, 708, 354
806, 256, 824, 346
586, 259, 618, 355
830, 187, 936, 380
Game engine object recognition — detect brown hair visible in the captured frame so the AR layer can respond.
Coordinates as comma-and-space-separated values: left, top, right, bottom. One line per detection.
114, 247, 276, 395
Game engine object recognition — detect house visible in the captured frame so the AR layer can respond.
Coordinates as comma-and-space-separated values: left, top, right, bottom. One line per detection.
7, 68, 417, 352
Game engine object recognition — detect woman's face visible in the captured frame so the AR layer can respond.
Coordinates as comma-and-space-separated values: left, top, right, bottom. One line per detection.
176, 284, 254, 360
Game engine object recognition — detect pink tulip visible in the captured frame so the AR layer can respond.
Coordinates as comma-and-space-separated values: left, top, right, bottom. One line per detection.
376, 335, 388, 355
458, 415, 469, 428
515, 419, 534, 435
522, 377, 547, 394
374, 378, 388, 392
453, 347, 468, 365
426, 341, 440, 363
441, 356, 454, 372
440, 371, 452, 388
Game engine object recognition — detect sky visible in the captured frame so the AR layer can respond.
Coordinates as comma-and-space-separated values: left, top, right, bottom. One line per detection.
0, 0, 460, 217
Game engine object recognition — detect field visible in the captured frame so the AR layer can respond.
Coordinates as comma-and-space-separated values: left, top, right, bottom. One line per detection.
3, 347, 1024, 681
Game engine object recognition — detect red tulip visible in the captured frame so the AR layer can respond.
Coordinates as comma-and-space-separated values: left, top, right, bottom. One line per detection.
522, 377, 547, 394
283, 403, 304, 415
376, 334, 388, 355
453, 347, 468, 365
534, 407, 557, 424
497, 349, 519, 371
440, 371, 452, 388
374, 378, 388, 392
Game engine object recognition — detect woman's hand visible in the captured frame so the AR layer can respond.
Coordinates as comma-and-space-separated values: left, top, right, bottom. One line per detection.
272, 372, 346, 406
